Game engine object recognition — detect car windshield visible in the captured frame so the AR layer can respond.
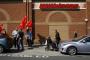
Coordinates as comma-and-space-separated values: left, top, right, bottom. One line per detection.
72, 36, 87, 42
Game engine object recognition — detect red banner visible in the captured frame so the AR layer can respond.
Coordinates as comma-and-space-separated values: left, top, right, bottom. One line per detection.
19, 16, 27, 29
40, 4, 79, 9
26, 20, 32, 27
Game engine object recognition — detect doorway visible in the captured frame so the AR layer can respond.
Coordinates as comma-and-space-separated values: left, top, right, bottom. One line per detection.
49, 25, 69, 41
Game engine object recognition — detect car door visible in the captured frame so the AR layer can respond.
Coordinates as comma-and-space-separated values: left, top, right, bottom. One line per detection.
84, 37, 90, 52
78, 39, 88, 53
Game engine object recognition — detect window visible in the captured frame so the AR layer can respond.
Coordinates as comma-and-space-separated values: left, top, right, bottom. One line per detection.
85, 37, 90, 42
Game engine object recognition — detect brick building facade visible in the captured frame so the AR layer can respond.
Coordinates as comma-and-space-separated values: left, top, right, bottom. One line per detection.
0, 0, 90, 44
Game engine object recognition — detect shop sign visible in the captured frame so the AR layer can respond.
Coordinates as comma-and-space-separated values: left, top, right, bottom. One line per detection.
34, 0, 86, 2
40, 4, 79, 9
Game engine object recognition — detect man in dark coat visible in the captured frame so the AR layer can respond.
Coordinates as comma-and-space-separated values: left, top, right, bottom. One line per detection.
55, 30, 61, 49
17, 29, 24, 50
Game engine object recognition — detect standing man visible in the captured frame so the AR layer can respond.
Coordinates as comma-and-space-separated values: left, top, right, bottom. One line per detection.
29, 28, 32, 47
26, 27, 30, 47
18, 29, 24, 50
26, 27, 32, 47
55, 30, 61, 49
12, 28, 18, 48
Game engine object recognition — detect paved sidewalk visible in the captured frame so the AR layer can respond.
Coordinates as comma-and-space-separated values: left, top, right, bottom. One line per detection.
0, 46, 64, 57
11, 46, 62, 56
21, 46, 61, 56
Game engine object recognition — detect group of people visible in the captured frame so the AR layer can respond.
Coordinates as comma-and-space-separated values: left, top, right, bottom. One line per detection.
0, 26, 78, 52
45, 30, 61, 51
12, 28, 61, 51
12, 27, 32, 51
45, 30, 78, 51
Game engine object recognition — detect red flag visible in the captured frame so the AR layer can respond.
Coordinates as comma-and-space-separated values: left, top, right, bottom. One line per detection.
18, 23, 25, 29
26, 20, 32, 27
19, 16, 27, 29
21, 16, 27, 24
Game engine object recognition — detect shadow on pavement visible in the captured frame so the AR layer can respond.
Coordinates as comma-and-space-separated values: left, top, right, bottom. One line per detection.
3, 49, 24, 53
77, 53, 90, 55
60, 53, 90, 56
31, 44, 46, 48
2, 45, 45, 53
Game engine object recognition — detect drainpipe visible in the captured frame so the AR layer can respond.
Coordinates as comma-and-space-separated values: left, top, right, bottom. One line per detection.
32, 0, 35, 42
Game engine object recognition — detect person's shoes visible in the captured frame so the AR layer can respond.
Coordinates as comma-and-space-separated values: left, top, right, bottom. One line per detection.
17, 48, 20, 52
21, 49, 24, 51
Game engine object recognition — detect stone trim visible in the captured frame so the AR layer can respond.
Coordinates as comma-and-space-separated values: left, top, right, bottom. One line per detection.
48, 22, 85, 25
35, 22, 85, 25
0, 8, 10, 21
45, 11, 72, 24
0, 21, 21, 24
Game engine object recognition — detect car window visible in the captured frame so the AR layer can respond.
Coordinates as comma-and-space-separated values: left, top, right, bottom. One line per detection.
85, 37, 90, 42
72, 36, 86, 42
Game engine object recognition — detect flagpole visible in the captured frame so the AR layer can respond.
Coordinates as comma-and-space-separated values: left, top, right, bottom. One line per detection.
26, 0, 27, 21
32, 0, 35, 41
26, 0, 29, 21
27, 0, 29, 21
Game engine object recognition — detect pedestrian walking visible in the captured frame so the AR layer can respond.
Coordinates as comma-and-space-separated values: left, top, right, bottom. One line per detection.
55, 30, 61, 49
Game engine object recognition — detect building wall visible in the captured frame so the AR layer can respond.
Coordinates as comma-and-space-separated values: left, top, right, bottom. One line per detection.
0, 3, 32, 36
0, 1, 90, 43
0, 3, 26, 21
0, 3, 29, 45
34, 9, 87, 41
34, 2, 90, 42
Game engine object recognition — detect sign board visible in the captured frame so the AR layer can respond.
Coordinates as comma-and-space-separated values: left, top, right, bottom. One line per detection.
34, 0, 86, 2
34, 3, 86, 10
40, 4, 79, 9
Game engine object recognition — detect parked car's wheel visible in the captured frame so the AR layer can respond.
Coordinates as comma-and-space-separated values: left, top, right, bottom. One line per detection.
0, 45, 4, 53
67, 47, 77, 55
